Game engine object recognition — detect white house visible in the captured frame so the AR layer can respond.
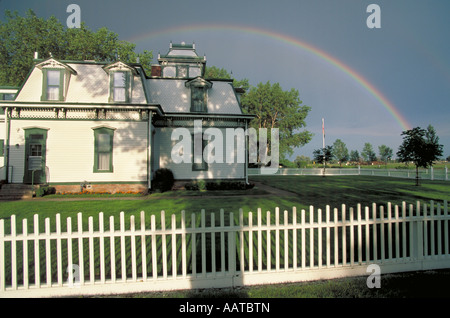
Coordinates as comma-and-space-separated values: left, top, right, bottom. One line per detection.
0, 42, 253, 193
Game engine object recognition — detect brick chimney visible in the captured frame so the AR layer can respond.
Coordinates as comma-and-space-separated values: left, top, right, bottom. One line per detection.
151, 65, 162, 77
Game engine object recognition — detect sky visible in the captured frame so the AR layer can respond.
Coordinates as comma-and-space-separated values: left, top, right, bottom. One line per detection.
1, 0, 449, 161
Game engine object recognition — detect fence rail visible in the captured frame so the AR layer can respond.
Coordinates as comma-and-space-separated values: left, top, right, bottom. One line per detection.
249, 167, 449, 181
0, 200, 449, 297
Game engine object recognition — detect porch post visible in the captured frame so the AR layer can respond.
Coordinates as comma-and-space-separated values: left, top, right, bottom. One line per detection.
147, 111, 152, 190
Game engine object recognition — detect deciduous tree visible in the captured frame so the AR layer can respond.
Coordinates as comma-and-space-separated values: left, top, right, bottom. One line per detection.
332, 139, 349, 167
0, 9, 153, 86
396, 125, 443, 185
241, 81, 312, 160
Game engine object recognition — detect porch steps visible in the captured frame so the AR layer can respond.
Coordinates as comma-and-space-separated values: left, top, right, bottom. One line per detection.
0, 184, 33, 200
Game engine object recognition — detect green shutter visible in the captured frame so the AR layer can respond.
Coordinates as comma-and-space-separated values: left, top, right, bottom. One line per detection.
0, 139, 4, 157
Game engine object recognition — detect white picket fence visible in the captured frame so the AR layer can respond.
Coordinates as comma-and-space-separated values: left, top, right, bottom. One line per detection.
0, 200, 449, 297
249, 167, 449, 181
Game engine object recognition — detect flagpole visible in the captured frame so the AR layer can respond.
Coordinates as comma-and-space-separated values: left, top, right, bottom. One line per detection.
322, 118, 326, 175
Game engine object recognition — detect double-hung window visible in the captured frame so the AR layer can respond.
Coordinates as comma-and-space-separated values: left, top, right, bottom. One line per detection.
113, 72, 127, 102
191, 87, 207, 113
42, 69, 63, 101
93, 127, 115, 172
110, 71, 132, 103
47, 70, 61, 100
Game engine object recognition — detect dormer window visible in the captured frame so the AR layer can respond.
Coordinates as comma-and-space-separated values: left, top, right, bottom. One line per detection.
36, 58, 76, 102
191, 87, 207, 112
103, 61, 135, 103
185, 77, 212, 113
46, 70, 62, 100
112, 71, 128, 102
42, 69, 64, 101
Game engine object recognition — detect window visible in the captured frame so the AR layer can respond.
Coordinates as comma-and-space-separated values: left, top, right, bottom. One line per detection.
191, 87, 207, 113
47, 70, 61, 100
1, 93, 15, 100
93, 127, 114, 172
192, 133, 208, 171
113, 72, 126, 102
110, 71, 131, 103
42, 69, 63, 101
177, 65, 188, 78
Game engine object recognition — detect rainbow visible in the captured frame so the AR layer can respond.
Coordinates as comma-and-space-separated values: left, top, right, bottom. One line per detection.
128, 24, 412, 131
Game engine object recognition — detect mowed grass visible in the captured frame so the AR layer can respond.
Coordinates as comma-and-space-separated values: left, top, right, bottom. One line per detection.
0, 175, 448, 297
0, 175, 448, 232
250, 175, 450, 211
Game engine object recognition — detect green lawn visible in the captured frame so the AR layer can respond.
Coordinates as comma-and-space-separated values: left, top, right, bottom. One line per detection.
0, 175, 448, 232
0, 175, 448, 295
251, 175, 449, 211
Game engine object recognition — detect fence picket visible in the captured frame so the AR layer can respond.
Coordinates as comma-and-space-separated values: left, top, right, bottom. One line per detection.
284, 210, 288, 271
161, 210, 167, 279
88, 216, 95, 284
276, 207, 280, 271
119, 212, 126, 282
181, 210, 187, 278
258, 208, 263, 272
341, 204, 346, 266
350, 207, 354, 266
78, 213, 84, 285
67, 217, 73, 287
309, 206, 314, 268
191, 213, 196, 276
430, 201, 435, 256
0, 218, 4, 291
424, 203, 428, 257
437, 203, 442, 257
140, 211, 147, 281
151, 214, 157, 279
171, 214, 177, 279
220, 209, 225, 274
445, 201, 449, 255
210, 213, 215, 276
388, 203, 393, 260
326, 206, 330, 268
109, 215, 115, 284
318, 208, 322, 268
248, 211, 253, 273
10, 215, 16, 290
357, 205, 362, 264
201, 209, 206, 277
380, 206, 385, 261
293, 207, 297, 270
22, 219, 28, 289
333, 208, 338, 267
402, 202, 407, 259
45, 217, 51, 287
372, 204, 377, 261
33, 214, 40, 288
1, 200, 450, 297
266, 211, 271, 271
239, 210, 245, 273
130, 215, 137, 282
99, 212, 105, 284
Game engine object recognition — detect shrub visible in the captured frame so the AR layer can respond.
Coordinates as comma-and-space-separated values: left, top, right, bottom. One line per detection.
152, 168, 175, 192
35, 186, 56, 197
